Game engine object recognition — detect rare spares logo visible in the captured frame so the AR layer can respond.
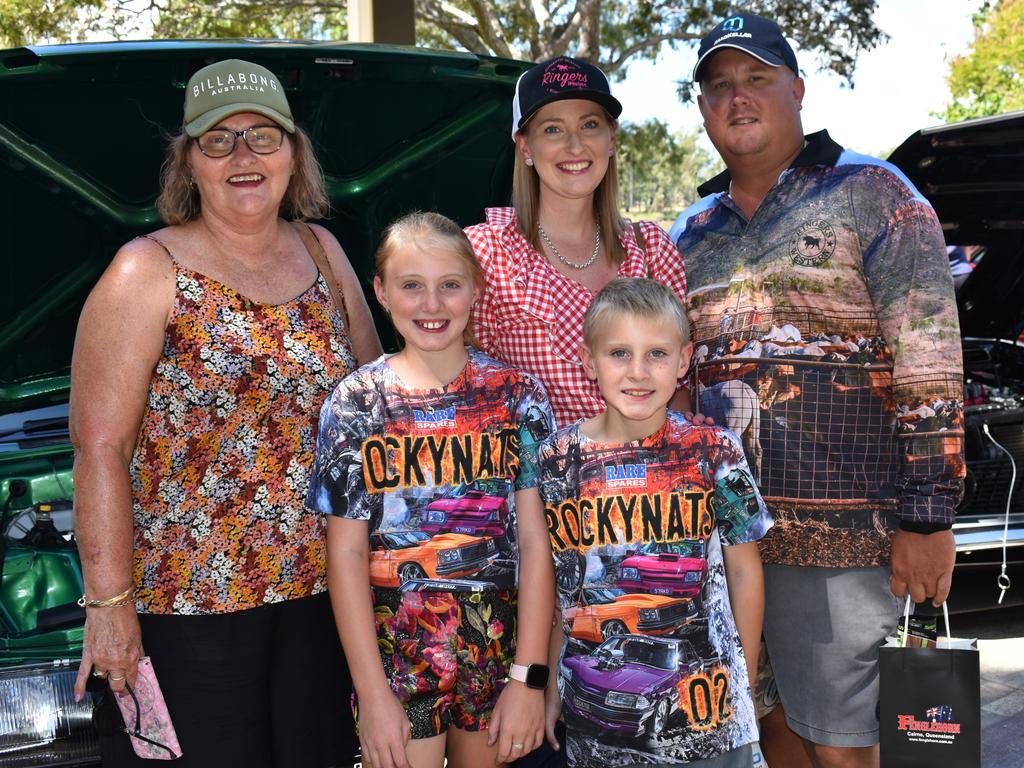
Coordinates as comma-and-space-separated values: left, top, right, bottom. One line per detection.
896, 705, 962, 745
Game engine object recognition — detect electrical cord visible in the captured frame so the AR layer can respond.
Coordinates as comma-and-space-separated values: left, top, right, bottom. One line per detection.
981, 423, 1016, 604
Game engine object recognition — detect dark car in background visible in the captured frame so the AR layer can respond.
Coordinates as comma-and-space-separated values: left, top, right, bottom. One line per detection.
0, 39, 526, 767
889, 111, 1024, 612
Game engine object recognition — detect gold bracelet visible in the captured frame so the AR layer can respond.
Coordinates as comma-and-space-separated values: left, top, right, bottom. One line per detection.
77, 586, 134, 609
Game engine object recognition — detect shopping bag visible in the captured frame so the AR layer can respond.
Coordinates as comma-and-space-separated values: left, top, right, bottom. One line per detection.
879, 598, 980, 768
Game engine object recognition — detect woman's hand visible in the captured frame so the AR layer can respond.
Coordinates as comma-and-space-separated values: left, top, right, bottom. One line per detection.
684, 410, 715, 426
355, 685, 412, 768
74, 603, 143, 700
488, 681, 545, 764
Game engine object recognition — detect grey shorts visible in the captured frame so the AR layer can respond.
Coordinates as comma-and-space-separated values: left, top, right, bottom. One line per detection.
762, 565, 900, 748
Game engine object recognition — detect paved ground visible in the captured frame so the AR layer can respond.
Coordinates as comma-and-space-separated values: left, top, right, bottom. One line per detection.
960, 606, 1024, 767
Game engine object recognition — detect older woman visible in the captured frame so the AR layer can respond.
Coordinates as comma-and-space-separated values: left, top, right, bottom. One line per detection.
466, 56, 690, 428
69, 59, 381, 766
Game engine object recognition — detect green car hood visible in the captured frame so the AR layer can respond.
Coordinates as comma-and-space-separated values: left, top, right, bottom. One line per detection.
0, 40, 527, 414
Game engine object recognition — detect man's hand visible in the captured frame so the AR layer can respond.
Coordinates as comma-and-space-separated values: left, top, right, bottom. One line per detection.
890, 528, 955, 607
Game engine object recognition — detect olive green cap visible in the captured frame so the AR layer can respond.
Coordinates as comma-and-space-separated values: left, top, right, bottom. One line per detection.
183, 59, 295, 137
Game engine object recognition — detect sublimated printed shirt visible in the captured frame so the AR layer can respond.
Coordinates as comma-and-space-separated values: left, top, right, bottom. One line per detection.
538, 413, 772, 767
670, 130, 966, 569
306, 349, 554, 592
466, 208, 687, 427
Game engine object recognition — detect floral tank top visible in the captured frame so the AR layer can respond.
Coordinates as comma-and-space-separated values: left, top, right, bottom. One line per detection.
130, 237, 357, 615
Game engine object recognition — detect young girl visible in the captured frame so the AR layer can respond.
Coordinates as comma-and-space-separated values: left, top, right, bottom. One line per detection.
307, 212, 556, 768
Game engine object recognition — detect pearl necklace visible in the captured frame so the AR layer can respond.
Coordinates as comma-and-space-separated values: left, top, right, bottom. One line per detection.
538, 222, 601, 270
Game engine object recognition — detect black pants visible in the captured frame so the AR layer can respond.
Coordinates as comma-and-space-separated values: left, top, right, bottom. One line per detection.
96, 593, 357, 767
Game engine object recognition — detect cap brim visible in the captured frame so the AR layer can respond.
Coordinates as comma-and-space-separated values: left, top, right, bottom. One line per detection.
515, 90, 623, 136
692, 43, 786, 82
185, 104, 295, 137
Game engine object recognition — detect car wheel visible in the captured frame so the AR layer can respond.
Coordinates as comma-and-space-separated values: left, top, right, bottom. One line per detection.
648, 697, 670, 736
555, 551, 585, 602
601, 620, 628, 639
398, 563, 426, 583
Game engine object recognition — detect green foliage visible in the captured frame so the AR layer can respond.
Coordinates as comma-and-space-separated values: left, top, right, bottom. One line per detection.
152, 0, 346, 39
617, 119, 720, 219
418, 0, 886, 93
0, 0, 105, 46
941, 0, 1024, 121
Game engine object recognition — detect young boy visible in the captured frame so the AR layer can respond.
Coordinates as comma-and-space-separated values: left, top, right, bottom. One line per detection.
537, 278, 771, 768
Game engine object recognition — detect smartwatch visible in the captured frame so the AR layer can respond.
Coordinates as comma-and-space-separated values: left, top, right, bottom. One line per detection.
509, 662, 550, 689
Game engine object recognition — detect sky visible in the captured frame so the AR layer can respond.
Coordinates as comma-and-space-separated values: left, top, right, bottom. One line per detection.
616, 0, 985, 157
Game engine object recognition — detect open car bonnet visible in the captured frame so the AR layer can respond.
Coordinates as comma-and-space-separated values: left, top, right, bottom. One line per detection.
0, 40, 526, 417
888, 110, 1024, 340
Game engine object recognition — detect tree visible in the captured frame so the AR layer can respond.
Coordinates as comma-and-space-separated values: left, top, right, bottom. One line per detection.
417, 0, 887, 89
617, 120, 719, 216
150, 0, 346, 39
7, 0, 884, 99
0, 0, 346, 46
941, 0, 1024, 121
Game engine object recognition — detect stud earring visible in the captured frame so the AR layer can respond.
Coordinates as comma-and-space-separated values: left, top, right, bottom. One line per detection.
609, 148, 616, 156
525, 158, 534, 166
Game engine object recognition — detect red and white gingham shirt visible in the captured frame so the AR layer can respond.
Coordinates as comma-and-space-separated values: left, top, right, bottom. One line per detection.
466, 207, 687, 427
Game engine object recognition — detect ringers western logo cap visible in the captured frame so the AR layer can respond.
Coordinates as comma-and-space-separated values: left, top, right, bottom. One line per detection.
511, 56, 623, 139
184, 59, 295, 137
692, 13, 800, 82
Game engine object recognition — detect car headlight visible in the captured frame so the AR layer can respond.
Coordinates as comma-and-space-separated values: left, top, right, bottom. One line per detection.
605, 691, 650, 709
426, 510, 446, 523
638, 609, 659, 621
684, 571, 701, 583
619, 567, 639, 580
0, 661, 100, 766
439, 550, 461, 563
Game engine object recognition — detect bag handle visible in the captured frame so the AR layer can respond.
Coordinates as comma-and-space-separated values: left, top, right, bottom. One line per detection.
899, 595, 952, 649
292, 221, 350, 331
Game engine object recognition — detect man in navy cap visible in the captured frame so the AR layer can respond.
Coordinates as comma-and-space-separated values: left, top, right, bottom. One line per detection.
672, 13, 965, 768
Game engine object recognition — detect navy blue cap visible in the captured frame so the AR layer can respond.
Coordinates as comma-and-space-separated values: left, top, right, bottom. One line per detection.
693, 13, 799, 82
512, 56, 622, 139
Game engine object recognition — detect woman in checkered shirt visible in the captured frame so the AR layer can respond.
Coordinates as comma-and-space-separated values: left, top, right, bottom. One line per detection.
465, 56, 689, 428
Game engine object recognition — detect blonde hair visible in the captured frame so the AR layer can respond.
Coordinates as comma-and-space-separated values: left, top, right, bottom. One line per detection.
375, 211, 484, 346
512, 113, 626, 264
583, 278, 690, 346
156, 126, 329, 226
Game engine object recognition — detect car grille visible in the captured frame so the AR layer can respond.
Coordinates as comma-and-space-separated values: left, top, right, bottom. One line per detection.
657, 602, 691, 622
458, 539, 493, 561
962, 410, 1024, 516
563, 676, 642, 724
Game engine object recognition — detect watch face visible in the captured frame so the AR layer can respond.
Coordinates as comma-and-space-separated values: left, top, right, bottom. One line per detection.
525, 664, 549, 689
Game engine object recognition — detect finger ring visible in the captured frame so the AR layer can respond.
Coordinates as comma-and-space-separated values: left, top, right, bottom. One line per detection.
109, 675, 126, 682
512, 743, 524, 749
92, 669, 108, 679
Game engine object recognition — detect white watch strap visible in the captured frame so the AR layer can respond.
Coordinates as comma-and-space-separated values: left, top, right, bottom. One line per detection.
508, 662, 529, 683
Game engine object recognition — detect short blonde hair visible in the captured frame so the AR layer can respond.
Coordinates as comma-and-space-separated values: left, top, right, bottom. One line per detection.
512, 112, 626, 265
583, 278, 690, 347
155, 126, 329, 226
375, 211, 484, 346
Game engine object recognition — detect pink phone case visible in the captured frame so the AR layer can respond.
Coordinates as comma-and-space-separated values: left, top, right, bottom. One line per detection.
112, 656, 182, 760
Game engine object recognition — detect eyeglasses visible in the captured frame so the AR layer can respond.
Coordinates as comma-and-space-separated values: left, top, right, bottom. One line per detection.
196, 124, 285, 157
87, 675, 178, 759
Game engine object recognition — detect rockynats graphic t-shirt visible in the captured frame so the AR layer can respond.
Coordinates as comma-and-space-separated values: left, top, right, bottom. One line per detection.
538, 413, 773, 766
307, 349, 553, 593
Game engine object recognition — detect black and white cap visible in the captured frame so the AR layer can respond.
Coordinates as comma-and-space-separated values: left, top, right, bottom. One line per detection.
511, 56, 622, 140
693, 13, 799, 83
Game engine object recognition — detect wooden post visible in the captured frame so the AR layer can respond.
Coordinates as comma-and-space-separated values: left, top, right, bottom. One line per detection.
348, 0, 415, 44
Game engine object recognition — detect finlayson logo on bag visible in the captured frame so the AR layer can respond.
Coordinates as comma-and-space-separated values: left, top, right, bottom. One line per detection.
895, 704, 963, 745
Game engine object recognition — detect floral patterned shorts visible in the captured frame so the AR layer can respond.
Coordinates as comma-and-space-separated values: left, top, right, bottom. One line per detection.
358, 588, 517, 739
